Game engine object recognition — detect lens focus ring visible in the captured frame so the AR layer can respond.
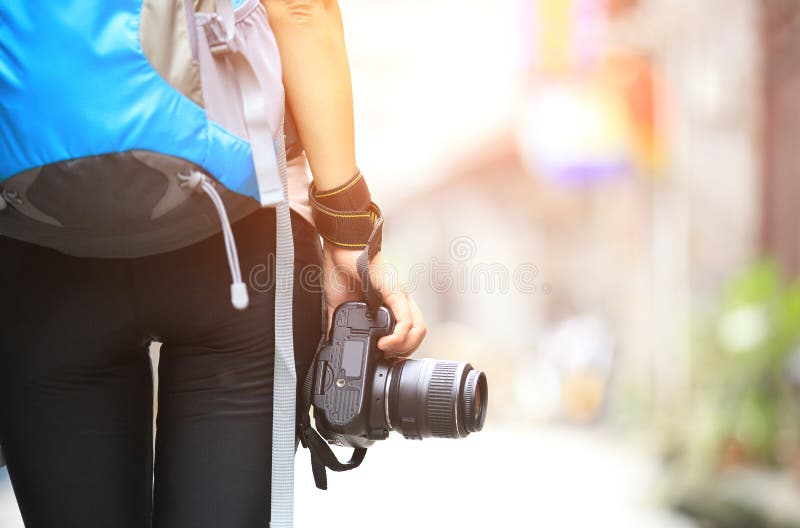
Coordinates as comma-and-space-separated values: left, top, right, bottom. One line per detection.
426, 361, 461, 438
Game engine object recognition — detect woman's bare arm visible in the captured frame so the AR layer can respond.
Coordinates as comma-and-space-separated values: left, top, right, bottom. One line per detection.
263, 0, 355, 191
262, 0, 427, 356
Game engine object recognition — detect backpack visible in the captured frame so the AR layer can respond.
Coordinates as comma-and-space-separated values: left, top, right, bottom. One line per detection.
0, 1, 301, 525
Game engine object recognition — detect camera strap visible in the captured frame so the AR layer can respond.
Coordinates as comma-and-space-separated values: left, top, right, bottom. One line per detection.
298, 421, 367, 490
298, 336, 368, 490
356, 215, 384, 315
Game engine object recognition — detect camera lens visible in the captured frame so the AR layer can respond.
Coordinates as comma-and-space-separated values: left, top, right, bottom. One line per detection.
463, 368, 488, 433
384, 359, 488, 440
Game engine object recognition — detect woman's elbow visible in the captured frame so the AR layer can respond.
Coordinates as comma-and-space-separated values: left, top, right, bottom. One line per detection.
262, 0, 336, 26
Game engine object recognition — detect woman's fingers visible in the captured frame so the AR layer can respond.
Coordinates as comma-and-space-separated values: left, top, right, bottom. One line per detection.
322, 247, 427, 357
403, 291, 427, 354
376, 284, 411, 355
377, 283, 427, 357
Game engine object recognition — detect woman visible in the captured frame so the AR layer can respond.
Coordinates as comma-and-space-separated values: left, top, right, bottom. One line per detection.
0, 0, 426, 526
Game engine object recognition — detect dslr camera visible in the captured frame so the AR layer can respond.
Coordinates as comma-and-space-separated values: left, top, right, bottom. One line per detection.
310, 301, 488, 449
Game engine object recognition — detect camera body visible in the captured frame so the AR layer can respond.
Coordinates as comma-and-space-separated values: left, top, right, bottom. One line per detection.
312, 301, 488, 449
312, 301, 394, 449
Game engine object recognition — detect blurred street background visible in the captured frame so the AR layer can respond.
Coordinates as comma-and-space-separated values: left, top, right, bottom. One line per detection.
4, 0, 800, 526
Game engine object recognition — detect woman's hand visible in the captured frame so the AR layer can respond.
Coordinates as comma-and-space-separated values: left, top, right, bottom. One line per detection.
322, 243, 427, 357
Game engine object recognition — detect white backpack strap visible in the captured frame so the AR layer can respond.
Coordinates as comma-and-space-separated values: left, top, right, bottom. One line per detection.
213, 1, 297, 526
269, 126, 296, 528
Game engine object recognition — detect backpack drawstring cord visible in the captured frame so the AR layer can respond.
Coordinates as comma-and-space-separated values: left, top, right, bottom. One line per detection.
179, 170, 249, 310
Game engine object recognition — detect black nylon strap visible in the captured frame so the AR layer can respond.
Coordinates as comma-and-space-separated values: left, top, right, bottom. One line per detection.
356, 216, 384, 316
299, 423, 368, 490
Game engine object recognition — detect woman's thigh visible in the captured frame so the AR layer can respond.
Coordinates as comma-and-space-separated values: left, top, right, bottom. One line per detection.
143, 210, 323, 528
0, 237, 154, 528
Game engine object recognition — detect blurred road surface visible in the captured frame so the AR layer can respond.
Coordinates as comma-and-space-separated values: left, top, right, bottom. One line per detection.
0, 426, 695, 527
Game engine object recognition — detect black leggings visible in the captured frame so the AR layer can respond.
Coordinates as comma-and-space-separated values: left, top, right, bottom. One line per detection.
0, 209, 324, 527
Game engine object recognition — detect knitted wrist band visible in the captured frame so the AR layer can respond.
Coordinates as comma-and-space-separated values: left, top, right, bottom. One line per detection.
312, 169, 371, 212
309, 168, 383, 252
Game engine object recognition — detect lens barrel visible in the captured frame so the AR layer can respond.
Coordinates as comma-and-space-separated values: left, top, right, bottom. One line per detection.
384, 359, 488, 440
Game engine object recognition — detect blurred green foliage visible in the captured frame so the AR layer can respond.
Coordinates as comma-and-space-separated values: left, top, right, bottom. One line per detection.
664, 262, 800, 527
682, 260, 800, 476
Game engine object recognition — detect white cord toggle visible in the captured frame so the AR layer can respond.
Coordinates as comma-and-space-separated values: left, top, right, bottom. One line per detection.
179, 171, 250, 310
231, 282, 249, 310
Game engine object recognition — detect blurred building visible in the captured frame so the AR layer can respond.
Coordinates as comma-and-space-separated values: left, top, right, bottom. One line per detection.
347, 0, 768, 425
608, 0, 762, 417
